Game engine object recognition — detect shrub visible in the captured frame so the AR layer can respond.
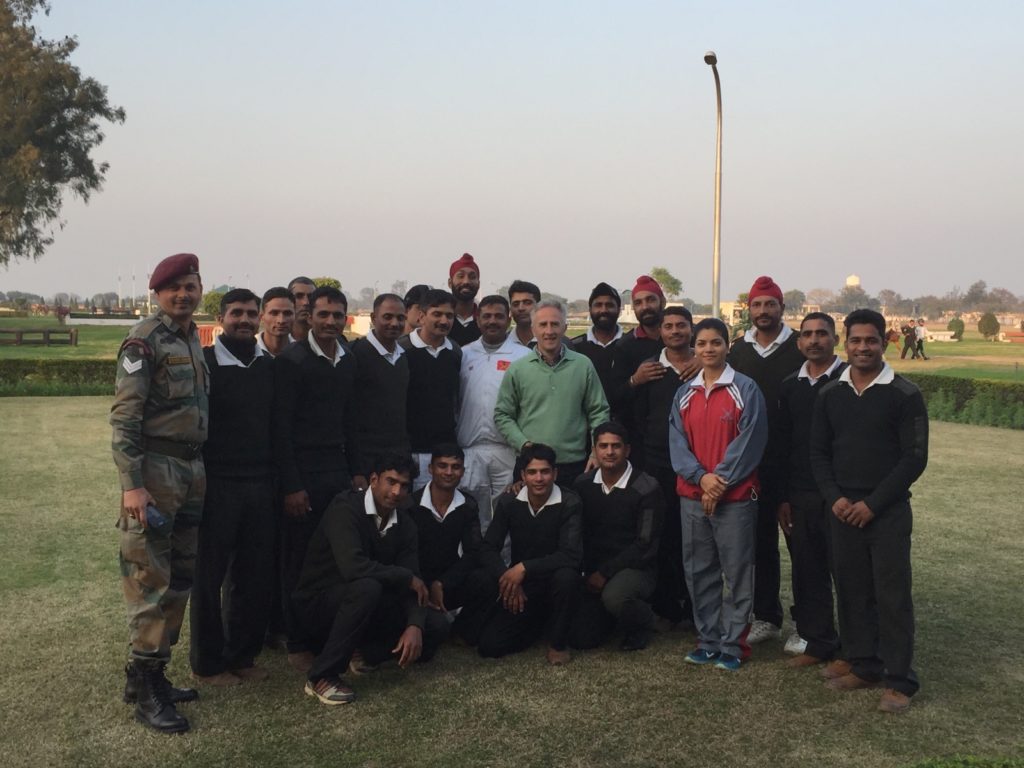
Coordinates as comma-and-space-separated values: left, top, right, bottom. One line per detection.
0, 359, 115, 396
902, 373, 1024, 430
978, 312, 1001, 340
946, 317, 965, 341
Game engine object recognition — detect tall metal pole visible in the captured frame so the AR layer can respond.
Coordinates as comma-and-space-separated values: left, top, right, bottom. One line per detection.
705, 51, 722, 319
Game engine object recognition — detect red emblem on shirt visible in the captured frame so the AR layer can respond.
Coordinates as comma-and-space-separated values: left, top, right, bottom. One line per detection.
497, 359, 510, 371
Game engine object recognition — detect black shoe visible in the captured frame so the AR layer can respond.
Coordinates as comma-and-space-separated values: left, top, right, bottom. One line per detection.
132, 661, 191, 734
124, 662, 199, 704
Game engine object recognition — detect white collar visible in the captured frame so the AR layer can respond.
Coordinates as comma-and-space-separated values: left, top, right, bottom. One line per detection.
364, 490, 397, 536
797, 355, 843, 385
255, 333, 274, 358
585, 325, 623, 347
515, 483, 563, 517
456, 314, 476, 327
213, 335, 263, 368
690, 363, 736, 391
308, 332, 346, 366
366, 329, 405, 365
410, 329, 453, 357
420, 481, 466, 523
658, 348, 693, 376
743, 323, 793, 357
838, 362, 894, 397
594, 461, 632, 495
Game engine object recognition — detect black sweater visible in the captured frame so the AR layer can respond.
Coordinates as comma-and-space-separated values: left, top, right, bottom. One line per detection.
350, 336, 410, 473
407, 486, 482, 590
608, 329, 663, 416
632, 354, 691, 471
570, 333, 619, 405
572, 469, 663, 578
398, 334, 462, 452
810, 373, 928, 515
273, 339, 360, 494
449, 319, 481, 347
294, 490, 425, 628
481, 488, 583, 580
775, 362, 847, 499
202, 346, 275, 477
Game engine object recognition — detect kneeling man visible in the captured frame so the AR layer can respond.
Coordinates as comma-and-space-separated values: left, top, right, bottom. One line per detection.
570, 422, 663, 651
293, 454, 449, 705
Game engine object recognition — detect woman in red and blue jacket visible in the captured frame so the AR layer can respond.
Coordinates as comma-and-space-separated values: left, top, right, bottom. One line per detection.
669, 318, 768, 671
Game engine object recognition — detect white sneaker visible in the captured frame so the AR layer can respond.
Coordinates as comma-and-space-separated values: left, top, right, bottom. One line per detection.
747, 619, 782, 644
784, 632, 808, 655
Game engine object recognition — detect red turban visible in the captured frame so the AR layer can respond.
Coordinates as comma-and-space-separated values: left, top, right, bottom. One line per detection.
449, 253, 479, 279
631, 275, 664, 299
748, 275, 783, 304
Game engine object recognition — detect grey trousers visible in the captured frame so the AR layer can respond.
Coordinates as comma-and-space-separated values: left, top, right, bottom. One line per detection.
681, 497, 756, 659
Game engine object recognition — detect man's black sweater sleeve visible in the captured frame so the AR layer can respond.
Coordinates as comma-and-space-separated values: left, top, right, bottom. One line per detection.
439, 500, 483, 592
480, 499, 512, 578
522, 496, 583, 577
810, 385, 842, 507
323, 501, 414, 589
864, 385, 928, 514
272, 356, 303, 495
598, 476, 663, 579
775, 376, 795, 504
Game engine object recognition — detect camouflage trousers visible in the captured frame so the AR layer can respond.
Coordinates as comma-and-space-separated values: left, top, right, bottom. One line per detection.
118, 452, 206, 662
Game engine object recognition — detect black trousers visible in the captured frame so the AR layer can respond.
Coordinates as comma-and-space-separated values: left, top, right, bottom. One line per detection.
831, 500, 918, 696
189, 474, 276, 676
280, 468, 350, 652
753, 489, 784, 627
298, 578, 449, 682
569, 568, 657, 649
463, 567, 580, 657
788, 489, 839, 659
649, 465, 692, 624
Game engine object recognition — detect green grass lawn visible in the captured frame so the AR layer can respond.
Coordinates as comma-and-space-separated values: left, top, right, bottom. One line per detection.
0, 316, 129, 360
1, 398, 1022, 767
889, 332, 1024, 382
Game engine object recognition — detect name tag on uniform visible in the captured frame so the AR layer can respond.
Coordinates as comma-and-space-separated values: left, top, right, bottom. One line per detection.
497, 360, 510, 371
166, 356, 192, 365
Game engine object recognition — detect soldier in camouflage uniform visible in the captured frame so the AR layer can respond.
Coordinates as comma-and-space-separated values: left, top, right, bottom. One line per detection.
111, 253, 209, 734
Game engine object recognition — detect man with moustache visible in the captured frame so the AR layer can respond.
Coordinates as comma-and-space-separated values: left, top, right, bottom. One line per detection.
274, 285, 360, 671
256, 286, 296, 358
287, 276, 316, 342
399, 289, 462, 490
727, 275, 804, 646
190, 289, 276, 687
571, 282, 623, 404
351, 294, 411, 490
508, 279, 541, 347
112, 253, 207, 733
447, 253, 482, 346
775, 312, 845, 668
457, 295, 530, 530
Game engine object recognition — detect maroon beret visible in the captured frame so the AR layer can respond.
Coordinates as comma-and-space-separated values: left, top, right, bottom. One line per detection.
149, 253, 201, 291
748, 275, 783, 304
631, 275, 664, 299
449, 252, 479, 279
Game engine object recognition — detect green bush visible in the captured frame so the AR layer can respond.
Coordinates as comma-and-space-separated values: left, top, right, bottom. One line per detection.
978, 312, 1001, 340
0, 359, 115, 396
947, 316, 965, 340
903, 372, 1024, 430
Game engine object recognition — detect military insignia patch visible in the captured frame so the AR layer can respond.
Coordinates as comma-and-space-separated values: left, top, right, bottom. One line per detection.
122, 357, 144, 374
166, 356, 192, 365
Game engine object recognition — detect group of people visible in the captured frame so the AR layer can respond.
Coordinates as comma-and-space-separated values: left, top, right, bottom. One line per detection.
111, 252, 929, 735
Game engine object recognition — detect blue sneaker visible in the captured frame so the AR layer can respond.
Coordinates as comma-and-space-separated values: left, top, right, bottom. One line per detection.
714, 653, 741, 671
685, 649, 720, 665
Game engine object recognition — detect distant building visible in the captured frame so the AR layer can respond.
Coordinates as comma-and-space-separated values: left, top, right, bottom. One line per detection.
845, 274, 861, 288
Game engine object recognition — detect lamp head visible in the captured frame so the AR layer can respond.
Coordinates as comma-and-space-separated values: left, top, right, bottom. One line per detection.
704, 51, 718, 66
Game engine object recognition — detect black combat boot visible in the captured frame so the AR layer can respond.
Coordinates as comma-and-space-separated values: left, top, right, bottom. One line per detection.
132, 661, 191, 734
124, 662, 199, 704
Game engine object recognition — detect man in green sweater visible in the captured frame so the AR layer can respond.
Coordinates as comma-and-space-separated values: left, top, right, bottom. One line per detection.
494, 299, 610, 485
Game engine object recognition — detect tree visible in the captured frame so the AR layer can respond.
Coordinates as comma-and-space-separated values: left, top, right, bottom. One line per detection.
783, 289, 805, 310
946, 316, 965, 341
1, 1, 126, 265
806, 288, 836, 310
963, 280, 987, 309
834, 285, 879, 313
200, 291, 224, 317
312, 276, 341, 290
978, 312, 1000, 340
390, 279, 407, 297
649, 267, 682, 300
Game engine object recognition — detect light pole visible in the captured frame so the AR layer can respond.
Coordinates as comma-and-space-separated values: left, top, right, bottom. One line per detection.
705, 50, 722, 319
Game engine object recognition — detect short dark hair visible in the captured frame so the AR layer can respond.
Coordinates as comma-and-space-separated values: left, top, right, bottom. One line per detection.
592, 421, 630, 445
309, 285, 347, 310
692, 317, 730, 345
261, 286, 294, 307
508, 280, 541, 302
373, 292, 404, 311
430, 443, 465, 464
220, 288, 260, 314
370, 452, 419, 480
519, 442, 557, 469
662, 306, 693, 324
844, 309, 886, 339
800, 311, 836, 334
478, 294, 510, 314
419, 288, 455, 311
403, 284, 431, 310
287, 276, 315, 291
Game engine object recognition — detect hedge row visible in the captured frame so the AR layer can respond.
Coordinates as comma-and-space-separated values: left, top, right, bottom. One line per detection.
901, 373, 1024, 430
0, 359, 114, 396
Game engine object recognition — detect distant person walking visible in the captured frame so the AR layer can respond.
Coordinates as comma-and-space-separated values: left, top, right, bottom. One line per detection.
899, 324, 917, 360
914, 319, 930, 360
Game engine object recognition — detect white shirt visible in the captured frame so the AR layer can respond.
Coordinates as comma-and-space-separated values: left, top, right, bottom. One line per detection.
256, 332, 295, 358
915, 325, 928, 341
585, 325, 623, 348
308, 332, 346, 366
796, 356, 844, 386
419, 481, 467, 523
365, 329, 405, 366
213, 335, 264, 368
593, 461, 633, 495
457, 336, 530, 447
515, 483, 563, 517
364, 490, 397, 536
838, 362, 894, 397
409, 328, 454, 358
658, 348, 693, 377
743, 323, 794, 358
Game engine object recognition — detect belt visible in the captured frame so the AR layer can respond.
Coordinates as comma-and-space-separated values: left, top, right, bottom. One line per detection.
142, 436, 203, 460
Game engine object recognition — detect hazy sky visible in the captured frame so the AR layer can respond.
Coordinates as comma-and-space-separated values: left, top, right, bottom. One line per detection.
3, 0, 1022, 303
